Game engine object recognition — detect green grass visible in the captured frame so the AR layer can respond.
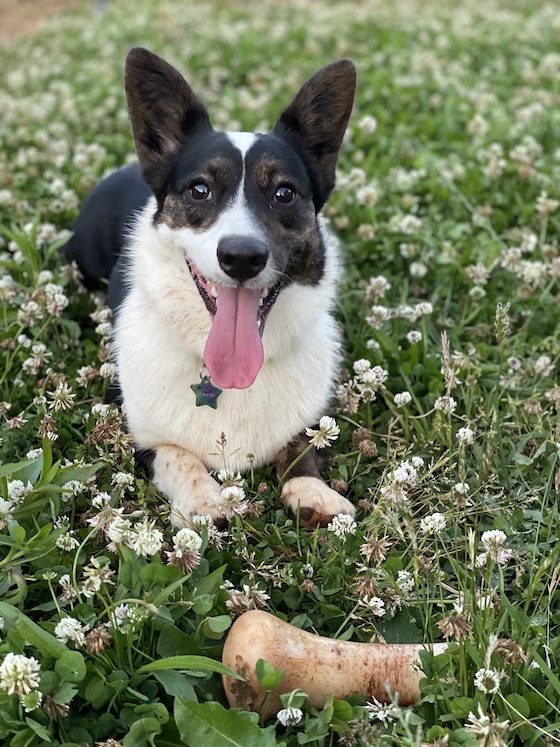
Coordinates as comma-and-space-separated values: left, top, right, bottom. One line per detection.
1, 0, 560, 744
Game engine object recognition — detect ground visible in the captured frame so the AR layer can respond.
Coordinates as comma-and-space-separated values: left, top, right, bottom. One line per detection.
0, 0, 85, 40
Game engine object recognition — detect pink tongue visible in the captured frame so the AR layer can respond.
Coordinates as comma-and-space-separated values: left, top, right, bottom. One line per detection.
204, 286, 264, 389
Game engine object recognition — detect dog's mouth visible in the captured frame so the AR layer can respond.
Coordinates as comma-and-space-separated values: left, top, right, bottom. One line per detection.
187, 261, 287, 390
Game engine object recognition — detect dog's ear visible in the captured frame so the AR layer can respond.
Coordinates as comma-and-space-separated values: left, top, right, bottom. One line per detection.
273, 61, 356, 210
125, 48, 211, 192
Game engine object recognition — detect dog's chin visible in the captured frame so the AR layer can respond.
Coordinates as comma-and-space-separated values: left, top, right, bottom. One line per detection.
186, 260, 287, 334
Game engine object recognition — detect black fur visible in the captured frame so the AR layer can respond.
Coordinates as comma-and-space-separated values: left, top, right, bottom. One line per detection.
61, 164, 151, 291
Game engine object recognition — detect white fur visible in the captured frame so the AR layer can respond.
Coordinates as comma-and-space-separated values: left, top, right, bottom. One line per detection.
226, 131, 258, 157
115, 200, 341, 477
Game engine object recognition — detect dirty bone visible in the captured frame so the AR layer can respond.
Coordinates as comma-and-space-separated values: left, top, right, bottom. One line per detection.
222, 609, 447, 720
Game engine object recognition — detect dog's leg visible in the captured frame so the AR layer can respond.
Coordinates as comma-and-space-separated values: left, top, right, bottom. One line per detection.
276, 434, 355, 528
142, 445, 226, 527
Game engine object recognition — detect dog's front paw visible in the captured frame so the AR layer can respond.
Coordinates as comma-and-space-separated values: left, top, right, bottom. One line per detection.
152, 446, 231, 528
281, 476, 355, 528
168, 473, 226, 528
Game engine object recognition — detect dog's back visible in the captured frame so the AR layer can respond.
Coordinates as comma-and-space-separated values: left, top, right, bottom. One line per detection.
61, 163, 151, 297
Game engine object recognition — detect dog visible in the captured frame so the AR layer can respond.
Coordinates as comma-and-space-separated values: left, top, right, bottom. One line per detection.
63, 48, 357, 528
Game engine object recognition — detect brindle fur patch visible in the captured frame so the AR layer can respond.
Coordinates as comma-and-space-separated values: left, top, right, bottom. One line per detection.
157, 193, 187, 230
276, 431, 328, 481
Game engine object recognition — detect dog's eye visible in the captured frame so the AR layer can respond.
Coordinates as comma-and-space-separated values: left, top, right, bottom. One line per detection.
188, 183, 212, 201
274, 185, 296, 204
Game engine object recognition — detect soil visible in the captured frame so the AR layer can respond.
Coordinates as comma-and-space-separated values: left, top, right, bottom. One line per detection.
0, 0, 86, 41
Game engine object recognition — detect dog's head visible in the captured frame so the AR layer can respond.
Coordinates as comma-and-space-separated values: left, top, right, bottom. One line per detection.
125, 48, 356, 389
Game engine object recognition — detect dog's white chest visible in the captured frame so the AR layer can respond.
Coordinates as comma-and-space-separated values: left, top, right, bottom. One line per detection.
114, 216, 341, 471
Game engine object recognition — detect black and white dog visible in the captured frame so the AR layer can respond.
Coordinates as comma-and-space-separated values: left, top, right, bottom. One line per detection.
63, 48, 356, 528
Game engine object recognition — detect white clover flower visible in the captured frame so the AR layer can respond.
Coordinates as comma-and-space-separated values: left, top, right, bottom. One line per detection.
220, 485, 248, 517
305, 416, 340, 448
534, 355, 553, 376
7, 479, 33, 504
353, 359, 371, 376
173, 528, 203, 555
18, 300, 43, 327
191, 513, 213, 528
366, 305, 391, 328
48, 381, 75, 412
389, 213, 422, 235
106, 516, 133, 546
420, 512, 447, 535
91, 492, 111, 510
481, 529, 507, 551
473, 667, 504, 694
37, 270, 53, 285
474, 592, 493, 611
216, 468, 244, 486
55, 531, 80, 551
25, 448, 43, 460
131, 519, 164, 557
359, 366, 388, 388
434, 396, 457, 414
396, 570, 415, 594
0, 653, 41, 696
90, 307, 112, 324
535, 190, 560, 215
44, 283, 69, 316
95, 321, 112, 338
410, 456, 424, 469
111, 604, 130, 627
409, 261, 428, 278
392, 460, 418, 486
356, 185, 380, 207
357, 224, 375, 241
365, 275, 391, 302
54, 617, 89, 646
465, 704, 510, 742
0, 499, 14, 529
99, 362, 117, 380
394, 391, 412, 407
277, 706, 304, 726
480, 530, 512, 565
416, 302, 433, 316
327, 513, 357, 539
407, 330, 422, 344
58, 574, 78, 601
456, 426, 475, 445
111, 471, 134, 490
359, 595, 386, 617
454, 482, 469, 495
62, 480, 87, 501
365, 696, 401, 725
91, 403, 111, 420
358, 114, 378, 136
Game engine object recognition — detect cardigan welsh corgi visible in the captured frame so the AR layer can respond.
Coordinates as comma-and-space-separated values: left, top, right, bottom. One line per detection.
63, 48, 357, 528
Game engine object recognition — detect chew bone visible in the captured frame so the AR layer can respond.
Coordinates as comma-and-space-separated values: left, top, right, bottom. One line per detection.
222, 610, 446, 721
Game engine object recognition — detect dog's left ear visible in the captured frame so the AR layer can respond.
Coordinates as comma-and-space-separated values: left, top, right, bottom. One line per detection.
125, 48, 212, 193
273, 61, 356, 210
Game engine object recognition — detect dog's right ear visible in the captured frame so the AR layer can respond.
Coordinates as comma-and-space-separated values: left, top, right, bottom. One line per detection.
125, 48, 211, 192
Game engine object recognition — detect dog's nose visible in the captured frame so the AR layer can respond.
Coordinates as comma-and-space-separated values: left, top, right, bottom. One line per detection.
217, 236, 268, 282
